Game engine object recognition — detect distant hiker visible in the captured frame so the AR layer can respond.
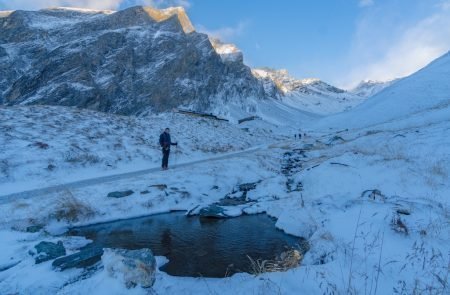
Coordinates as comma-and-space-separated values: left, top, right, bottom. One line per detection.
294, 134, 297, 139
298, 133, 302, 139
159, 128, 178, 170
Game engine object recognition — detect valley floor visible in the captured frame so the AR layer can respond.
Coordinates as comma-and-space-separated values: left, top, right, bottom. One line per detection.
0, 106, 449, 294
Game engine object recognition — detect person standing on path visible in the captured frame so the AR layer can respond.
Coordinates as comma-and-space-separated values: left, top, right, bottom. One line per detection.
159, 128, 178, 170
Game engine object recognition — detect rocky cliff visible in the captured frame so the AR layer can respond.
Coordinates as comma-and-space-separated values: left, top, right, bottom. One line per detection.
0, 6, 267, 115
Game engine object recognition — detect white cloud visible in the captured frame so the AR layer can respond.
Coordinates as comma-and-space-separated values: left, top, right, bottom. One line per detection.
120, 0, 190, 9
196, 21, 249, 42
340, 3, 450, 88
0, 0, 190, 10
0, 0, 121, 10
359, 0, 374, 7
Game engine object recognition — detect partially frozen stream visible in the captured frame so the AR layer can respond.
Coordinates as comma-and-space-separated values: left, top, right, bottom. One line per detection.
68, 212, 304, 277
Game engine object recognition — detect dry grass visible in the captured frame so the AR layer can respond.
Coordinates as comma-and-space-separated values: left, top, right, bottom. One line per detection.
64, 151, 101, 165
247, 249, 303, 276
424, 160, 449, 188
51, 190, 95, 223
391, 214, 409, 235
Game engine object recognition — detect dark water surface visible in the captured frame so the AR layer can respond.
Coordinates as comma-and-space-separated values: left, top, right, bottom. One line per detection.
68, 212, 303, 277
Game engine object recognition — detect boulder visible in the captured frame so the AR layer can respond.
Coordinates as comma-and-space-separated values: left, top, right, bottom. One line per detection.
52, 247, 104, 270
102, 248, 156, 289
217, 196, 248, 206
199, 204, 228, 218
327, 135, 345, 145
107, 190, 134, 198
32, 241, 66, 264
149, 184, 167, 190
361, 189, 386, 202
238, 181, 260, 192
26, 224, 44, 233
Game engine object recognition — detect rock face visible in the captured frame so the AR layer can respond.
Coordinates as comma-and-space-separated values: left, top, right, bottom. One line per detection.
0, 6, 267, 115
102, 248, 156, 289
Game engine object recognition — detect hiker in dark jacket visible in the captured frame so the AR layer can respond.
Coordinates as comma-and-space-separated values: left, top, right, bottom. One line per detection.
159, 128, 177, 170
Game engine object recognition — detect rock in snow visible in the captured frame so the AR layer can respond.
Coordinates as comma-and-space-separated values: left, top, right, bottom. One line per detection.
102, 248, 156, 289
107, 190, 135, 198
52, 247, 104, 270
32, 241, 66, 264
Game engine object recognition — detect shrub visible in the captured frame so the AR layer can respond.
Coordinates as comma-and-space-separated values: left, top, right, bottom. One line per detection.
51, 190, 95, 223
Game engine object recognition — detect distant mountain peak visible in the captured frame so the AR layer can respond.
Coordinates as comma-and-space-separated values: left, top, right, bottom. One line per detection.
252, 67, 367, 115
252, 68, 341, 94
139, 6, 195, 34
0, 10, 14, 18
209, 38, 243, 63
350, 79, 399, 98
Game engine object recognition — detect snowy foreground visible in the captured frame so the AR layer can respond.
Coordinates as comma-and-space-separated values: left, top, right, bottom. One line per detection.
0, 102, 448, 294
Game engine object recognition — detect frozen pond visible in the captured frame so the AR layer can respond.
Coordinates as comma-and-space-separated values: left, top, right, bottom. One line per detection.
68, 212, 305, 277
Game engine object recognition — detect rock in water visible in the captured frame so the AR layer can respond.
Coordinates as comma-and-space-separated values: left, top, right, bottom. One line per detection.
199, 204, 228, 218
107, 190, 134, 198
102, 248, 156, 289
32, 241, 66, 264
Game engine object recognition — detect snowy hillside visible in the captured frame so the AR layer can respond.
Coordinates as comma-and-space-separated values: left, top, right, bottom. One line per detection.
0, 103, 448, 294
253, 68, 365, 114
0, 105, 283, 195
315, 51, 450, 129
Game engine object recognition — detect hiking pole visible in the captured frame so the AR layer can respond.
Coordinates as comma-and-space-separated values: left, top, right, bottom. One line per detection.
174, 143, 179, 167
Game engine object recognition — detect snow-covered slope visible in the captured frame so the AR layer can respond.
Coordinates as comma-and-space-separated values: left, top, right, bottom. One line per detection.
350, 79, 398, 98
252, 68, 365, 114
0, 105, 283, 195
1, 104, 448, 294
315, 51, 450, 129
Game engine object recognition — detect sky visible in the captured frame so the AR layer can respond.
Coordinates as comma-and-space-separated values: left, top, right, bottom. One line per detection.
1, 0, 450, 89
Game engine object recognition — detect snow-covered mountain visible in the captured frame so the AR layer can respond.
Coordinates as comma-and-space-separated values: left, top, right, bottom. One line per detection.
350, 79, 398, 98
0, 6, 373, 121
252, 68, 365, 114
0, 6, 269, 116
315, 51, 450, 129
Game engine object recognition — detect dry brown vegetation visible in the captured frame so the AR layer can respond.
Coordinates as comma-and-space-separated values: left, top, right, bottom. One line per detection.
51, 190, 95, 223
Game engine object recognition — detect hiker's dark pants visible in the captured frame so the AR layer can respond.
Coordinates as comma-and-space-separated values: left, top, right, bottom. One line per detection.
162, 148, 170, 168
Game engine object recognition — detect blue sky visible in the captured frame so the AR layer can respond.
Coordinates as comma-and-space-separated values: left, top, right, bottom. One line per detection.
1, 0, 450, 88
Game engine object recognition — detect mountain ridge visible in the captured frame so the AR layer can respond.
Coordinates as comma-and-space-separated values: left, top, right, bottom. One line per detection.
252, 67, 365, 114
0, 6, 269, 117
